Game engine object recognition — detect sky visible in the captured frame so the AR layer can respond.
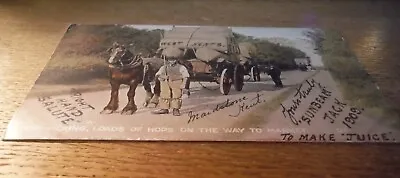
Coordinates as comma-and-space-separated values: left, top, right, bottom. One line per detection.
125, 24, 323, 66
126, 24, 312, 40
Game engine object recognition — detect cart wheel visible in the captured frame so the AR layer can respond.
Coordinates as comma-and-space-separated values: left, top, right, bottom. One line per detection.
250, 66, 255, 81
251, 66, 261, 81
234, 65, 244, 91
219, 68, 231, 95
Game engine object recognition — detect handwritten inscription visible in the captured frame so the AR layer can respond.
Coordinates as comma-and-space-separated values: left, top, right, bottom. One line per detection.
38, 89, 95, 124
281, 132, 395, 142
342, 132, 394, 142
341, 107, 363, 129
187, 93, 267, 124
281, 133, 336, 141
323, 98, 347, 123
230, 93, 266, 117
280, 78, 332, 125
321, 98, 364, 128
280, 78, 365, 129
187, 96, 247, 124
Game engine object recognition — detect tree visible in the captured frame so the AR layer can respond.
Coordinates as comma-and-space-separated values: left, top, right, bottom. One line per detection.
234, 33, 306, 70
58, 24, 164, 58
302, 28, 325, 54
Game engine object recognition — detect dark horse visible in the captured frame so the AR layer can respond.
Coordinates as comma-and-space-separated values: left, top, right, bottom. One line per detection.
100, 43, 161, 114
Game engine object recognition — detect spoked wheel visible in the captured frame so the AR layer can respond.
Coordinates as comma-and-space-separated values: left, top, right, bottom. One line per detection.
234, 65, 245, 91
251, 66, 261, 81
219, 68, 231, 95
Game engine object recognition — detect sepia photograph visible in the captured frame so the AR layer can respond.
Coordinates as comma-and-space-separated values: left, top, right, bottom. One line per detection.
3, 24, 399, 142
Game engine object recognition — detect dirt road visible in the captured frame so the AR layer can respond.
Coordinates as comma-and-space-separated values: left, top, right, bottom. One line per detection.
8, 70, 398, 142
5, 70, 324, 140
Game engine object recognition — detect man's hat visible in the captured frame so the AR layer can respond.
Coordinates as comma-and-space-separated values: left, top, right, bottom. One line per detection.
162, 47, 184, 59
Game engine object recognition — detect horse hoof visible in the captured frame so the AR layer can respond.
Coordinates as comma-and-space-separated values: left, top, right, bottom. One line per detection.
121, 106, 137, 115
143, 102, 149, 107
100, 110, 115, 114
121, 110, 136, 115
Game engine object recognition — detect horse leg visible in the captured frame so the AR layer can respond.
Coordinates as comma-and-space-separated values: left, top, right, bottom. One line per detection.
141, 63, 155, 107
101, 81, 120, 114
149, 78, 160, 107
121, 81, 139, 115
142, 76, 154, 107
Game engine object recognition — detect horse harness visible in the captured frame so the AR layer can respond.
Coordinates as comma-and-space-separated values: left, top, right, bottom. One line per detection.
111, 49, 144, 71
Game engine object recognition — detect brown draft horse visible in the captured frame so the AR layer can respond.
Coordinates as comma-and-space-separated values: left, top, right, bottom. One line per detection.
100, 43, 160, 114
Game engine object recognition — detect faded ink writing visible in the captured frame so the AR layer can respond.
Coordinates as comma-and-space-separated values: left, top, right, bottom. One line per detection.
230, 93, 266, 117
187, 96, 247, 124
38, 89, 95, 125
187, 92, 267, 124
280, 78, 332, 125
281, 132, 395, 142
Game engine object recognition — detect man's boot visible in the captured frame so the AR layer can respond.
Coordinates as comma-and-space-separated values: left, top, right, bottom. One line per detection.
152, 109, 169, 114
182, 89, 190, 99
172, 109, 181, 116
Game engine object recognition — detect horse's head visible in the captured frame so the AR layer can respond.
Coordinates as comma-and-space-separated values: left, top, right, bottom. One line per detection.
107, 43, 128, 65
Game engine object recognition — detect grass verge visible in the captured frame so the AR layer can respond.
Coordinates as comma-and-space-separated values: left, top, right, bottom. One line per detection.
320, 29, 400, 128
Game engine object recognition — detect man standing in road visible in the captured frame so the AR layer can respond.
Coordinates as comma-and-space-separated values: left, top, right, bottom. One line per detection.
152, 47, 190, 116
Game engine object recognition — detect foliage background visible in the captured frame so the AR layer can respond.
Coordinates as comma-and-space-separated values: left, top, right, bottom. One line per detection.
35, 24, 306, 85
305, 28, 400, 128
234, 33, 306, 69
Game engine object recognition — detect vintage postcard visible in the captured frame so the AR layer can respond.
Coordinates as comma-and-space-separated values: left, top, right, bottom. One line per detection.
3, 24, 400, 142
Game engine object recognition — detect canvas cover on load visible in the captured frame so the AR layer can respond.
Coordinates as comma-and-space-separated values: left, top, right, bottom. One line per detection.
158, 26, 240, 62
238, 42, 257, 64
193, 47, 228, 62
160, 26, 233, 51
